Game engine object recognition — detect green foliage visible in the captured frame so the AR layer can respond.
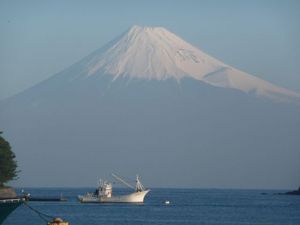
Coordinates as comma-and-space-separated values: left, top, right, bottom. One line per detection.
0, 132, 18, 187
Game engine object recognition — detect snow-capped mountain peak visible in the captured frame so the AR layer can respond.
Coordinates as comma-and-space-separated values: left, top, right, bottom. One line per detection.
75, 25, 300, 103
85, 25, 225, 81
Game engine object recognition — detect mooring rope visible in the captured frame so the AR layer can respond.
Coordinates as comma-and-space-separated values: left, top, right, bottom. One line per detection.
23, 201, 55, 223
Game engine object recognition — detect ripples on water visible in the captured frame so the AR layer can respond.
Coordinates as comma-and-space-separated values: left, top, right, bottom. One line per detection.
4, 188, 300, 225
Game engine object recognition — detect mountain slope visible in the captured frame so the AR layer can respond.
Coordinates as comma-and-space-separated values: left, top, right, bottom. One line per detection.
1, 76, 300, 188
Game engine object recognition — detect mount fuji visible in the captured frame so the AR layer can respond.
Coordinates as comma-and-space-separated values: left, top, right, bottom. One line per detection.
25, 25, 299, 103
1, 26, 299, 188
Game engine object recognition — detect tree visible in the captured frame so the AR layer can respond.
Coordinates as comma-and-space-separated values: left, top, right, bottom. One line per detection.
0, 132, 18, 187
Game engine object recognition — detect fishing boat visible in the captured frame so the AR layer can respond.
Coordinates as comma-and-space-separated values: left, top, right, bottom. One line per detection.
78, 174, 150, 203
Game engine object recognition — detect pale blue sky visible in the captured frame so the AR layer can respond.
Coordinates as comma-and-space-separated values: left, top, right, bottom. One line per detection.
1, 0, 300, 99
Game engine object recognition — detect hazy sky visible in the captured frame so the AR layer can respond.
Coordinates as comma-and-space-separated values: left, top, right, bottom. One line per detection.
0, 0, 300, 100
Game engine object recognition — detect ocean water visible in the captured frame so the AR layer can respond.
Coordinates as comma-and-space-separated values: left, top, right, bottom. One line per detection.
3, 188, 300, 225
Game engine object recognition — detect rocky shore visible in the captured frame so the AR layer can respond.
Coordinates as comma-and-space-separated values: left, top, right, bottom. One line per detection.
0, 187, 17, 198
285, 187, 300, 195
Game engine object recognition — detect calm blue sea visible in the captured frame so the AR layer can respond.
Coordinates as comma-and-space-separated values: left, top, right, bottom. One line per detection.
3, 188, 300, 225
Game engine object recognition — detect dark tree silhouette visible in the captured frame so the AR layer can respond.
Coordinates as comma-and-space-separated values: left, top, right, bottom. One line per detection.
0, 132, 18, 187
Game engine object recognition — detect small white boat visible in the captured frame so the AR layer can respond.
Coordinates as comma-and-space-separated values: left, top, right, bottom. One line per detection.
78, 174, 150, 203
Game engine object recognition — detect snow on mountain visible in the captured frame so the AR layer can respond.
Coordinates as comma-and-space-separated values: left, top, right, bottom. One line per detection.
85, 25, 224, 81
69, 25, 299, 103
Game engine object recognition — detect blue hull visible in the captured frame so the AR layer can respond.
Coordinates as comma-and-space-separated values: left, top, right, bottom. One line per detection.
0, 200, 23, 224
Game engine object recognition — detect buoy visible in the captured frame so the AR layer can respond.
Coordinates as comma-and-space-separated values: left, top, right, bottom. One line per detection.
165, 200, 170, 205
47, 217, 69, 225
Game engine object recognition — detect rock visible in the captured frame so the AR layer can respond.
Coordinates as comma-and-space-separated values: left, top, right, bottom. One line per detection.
285, 187, 300, 195
0, 187, 17, 198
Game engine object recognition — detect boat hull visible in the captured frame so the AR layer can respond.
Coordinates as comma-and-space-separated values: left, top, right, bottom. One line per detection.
0, 199, 23, 224
78, 190, 150, 203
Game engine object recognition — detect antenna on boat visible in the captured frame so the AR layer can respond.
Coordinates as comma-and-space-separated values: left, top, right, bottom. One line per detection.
111, 173, 135, 190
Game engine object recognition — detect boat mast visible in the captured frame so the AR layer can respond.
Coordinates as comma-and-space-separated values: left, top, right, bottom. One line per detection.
135, 175, 145, 192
